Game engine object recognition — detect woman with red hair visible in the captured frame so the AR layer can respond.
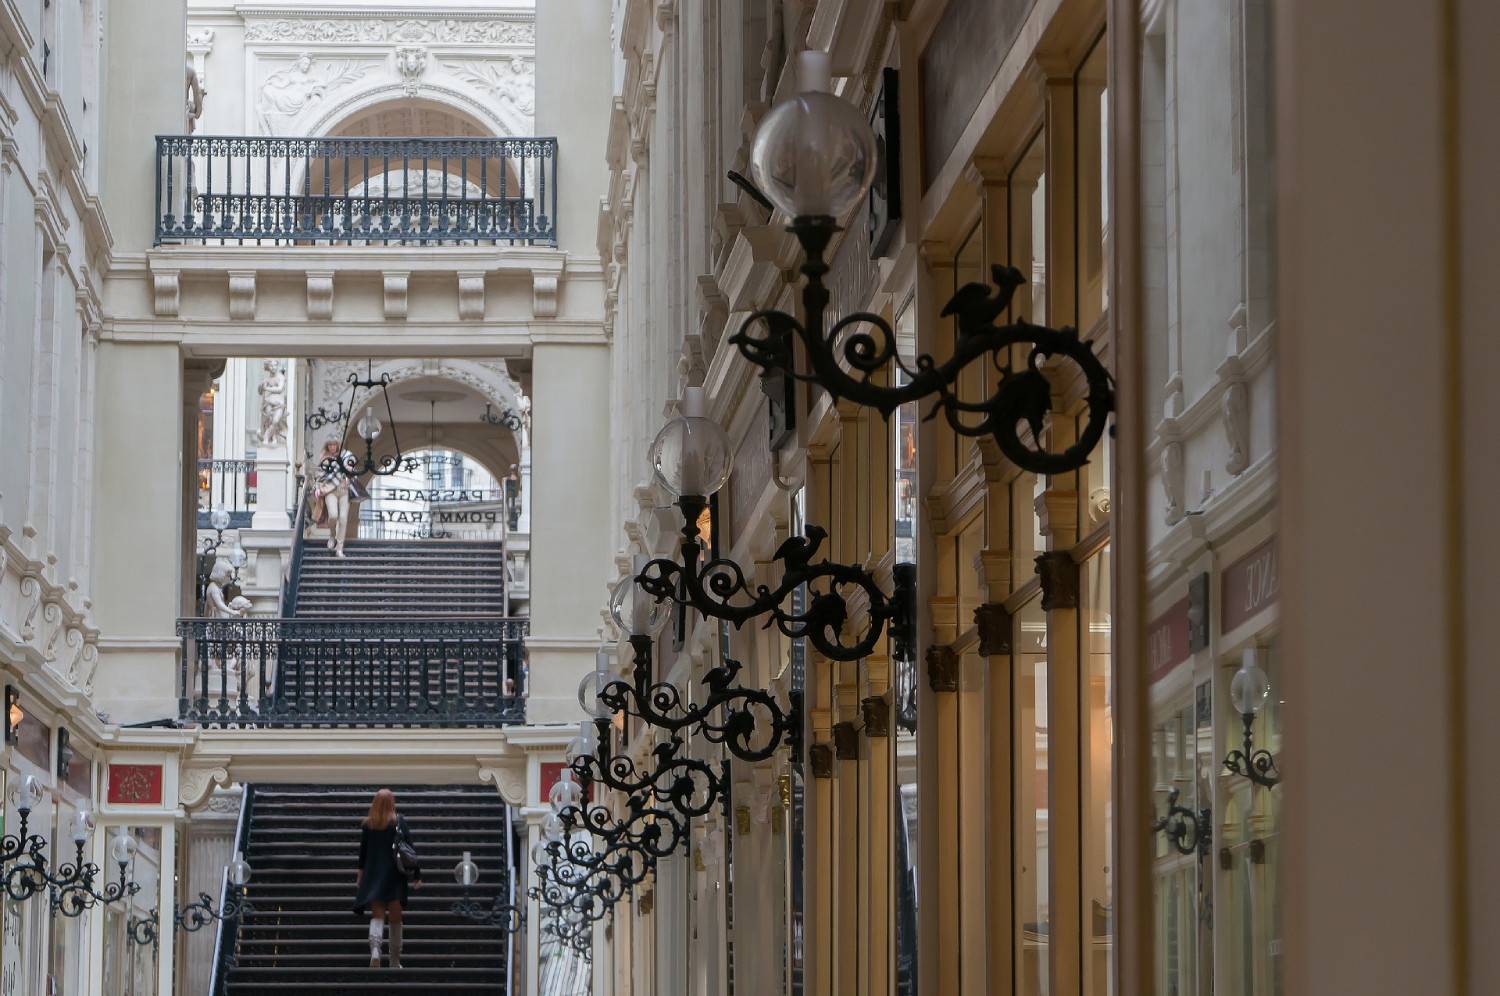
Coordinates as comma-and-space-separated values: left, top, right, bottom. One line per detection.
354, 788, 421, 967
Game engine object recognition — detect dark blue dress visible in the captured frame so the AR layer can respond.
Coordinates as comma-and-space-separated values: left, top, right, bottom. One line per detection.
353, 816, 417, 914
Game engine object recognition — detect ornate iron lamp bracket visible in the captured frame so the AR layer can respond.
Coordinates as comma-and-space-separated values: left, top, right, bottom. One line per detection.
1151, 788, 1212, 857
1223, 712, 1281, 788
597, 636, 798, 764
729, 218, 1114, 476
636, 496, 906, 662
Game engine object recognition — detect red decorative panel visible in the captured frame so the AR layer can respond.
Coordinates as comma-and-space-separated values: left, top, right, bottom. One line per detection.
107, 764, 163, 805
1221, 538, 1280, 634
539, 762, 565, 803
1148, 597, 1191, 682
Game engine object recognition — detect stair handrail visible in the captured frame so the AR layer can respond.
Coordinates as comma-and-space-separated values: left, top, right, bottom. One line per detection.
209, 784, 255, 996
279, 476, 309, 618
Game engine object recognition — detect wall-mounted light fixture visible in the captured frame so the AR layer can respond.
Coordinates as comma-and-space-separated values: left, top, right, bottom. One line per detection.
1223, 649, 1280, 788
730, 51, 1113, 477
1151, 787, 1212, 857
56, 728, 73, 780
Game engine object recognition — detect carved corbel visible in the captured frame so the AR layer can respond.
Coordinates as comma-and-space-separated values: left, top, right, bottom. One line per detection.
153, 270, 180, 317
227, 270, 257, 321
459, 271, 486, 320
306, 270, 334, 320
1222, 380, 1250, 477
860, 696, 890, 738
19, 572, 43, 640
974, 602, 1014, 656
179, 764, 231, 810
926, 645, 958, 693
809, 742, 834, 778
532, 274, 558, 319
832, 721, 860, 760
383, 271, 409, 320
477, 764, 527, 806
1035, 551, 1080, 610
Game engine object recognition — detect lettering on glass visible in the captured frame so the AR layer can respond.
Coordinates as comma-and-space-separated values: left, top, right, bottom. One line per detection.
1147, 597, 1191, 682
1221, 538, 1280, 633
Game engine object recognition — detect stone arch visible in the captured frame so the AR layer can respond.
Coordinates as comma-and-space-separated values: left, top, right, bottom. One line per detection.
307, 83, 527, 142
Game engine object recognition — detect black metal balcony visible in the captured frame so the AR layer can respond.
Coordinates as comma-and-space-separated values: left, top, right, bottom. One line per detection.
177, 617, 528, 728
154, 135, 557, 246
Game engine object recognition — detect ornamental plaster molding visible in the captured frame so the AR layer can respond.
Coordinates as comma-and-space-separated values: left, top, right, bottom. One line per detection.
244, 16, 534, 47
256, 54, 377, 133
531, 274, 557, 318
444, 58, 535, 119
153, 270, 181, 317
227, 271, 257, 321
395, 45, 429, 96
1161, 439, 1185, 525
1221, 380, 1250, 477
306, 270, 334, 320
382, 271, 409, 319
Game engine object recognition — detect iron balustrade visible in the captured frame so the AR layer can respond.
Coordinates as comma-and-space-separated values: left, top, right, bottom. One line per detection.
177, 617, 528, 728
198, 459, 257, 529
154, 135, 558, 246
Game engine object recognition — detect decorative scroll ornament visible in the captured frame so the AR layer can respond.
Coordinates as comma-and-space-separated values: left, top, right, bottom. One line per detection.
636, 497, 912, 662
732, 246, 1114, 476
322, 360, 421, 480
451, 890, 525, 931
594, 636, 799, 765
1222, 712, 1281, 788
1150, 788, 1212, 857
570, 723, 728, 822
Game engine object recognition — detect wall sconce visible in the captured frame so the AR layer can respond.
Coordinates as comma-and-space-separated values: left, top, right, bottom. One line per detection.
1223, 649, 1280, 787
5, 687, 21, 744
1151, 787, 1211, 856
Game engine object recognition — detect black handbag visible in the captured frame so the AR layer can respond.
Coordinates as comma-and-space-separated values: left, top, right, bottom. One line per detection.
392, 817, 420, 878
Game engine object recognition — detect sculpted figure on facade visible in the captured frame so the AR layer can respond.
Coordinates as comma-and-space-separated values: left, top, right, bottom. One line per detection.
257, 54, 370, 132
258, 360, 289, 448
1161, 439, 1185, 525
448, 57, 536, 119
395, 45, 428, 96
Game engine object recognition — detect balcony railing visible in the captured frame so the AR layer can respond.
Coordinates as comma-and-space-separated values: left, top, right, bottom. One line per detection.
177, 617, 528, 728
155, 135, 557, 246
199, 458, 257, 529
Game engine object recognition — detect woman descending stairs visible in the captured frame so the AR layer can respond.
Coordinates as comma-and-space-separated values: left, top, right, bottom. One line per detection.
223, 784, 516, 995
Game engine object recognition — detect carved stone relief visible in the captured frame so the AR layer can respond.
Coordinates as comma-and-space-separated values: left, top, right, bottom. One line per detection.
1162, 439, 1185, 525
395, 45, 428, 96
1222, 380, 1250, 477
245, 18, 535, 46
445, 58, 536, 118
258, 360, 289, 447
257, 54, 375, 132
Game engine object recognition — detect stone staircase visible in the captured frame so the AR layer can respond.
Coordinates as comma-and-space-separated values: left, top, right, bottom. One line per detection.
224, 784, 516, 995
295, 541, 506, 618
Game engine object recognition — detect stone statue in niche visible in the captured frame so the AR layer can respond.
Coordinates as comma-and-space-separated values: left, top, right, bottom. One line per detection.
1222, 380, 1250, 476
258, 359, 289, 447
257, 53, 370, 132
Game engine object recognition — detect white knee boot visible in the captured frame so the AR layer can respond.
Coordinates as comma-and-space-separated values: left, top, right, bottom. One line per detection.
389, 922, 403, 969
368, 918, 383, 967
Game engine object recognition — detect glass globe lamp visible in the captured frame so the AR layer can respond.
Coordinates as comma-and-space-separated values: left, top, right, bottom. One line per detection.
70, 809, 95, 846
226, 545, 248, 569
549, 771, 583, 812
529, 839, 549, 866
356, 406, 382, 442
541, 813, 565, 843
209, 505, 231, 531
110, 831, 137, 866
454, 850, 479, 888
649, 387, 731, 498
16, 775, 42, 814
609, 567, 667, 638
228, 850, 252, 888
1230, 655, 1272, 717
750, 50, 877, 220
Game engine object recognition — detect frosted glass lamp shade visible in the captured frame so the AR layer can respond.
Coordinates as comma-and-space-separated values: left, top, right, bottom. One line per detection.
609, 572, 667, 638
541, 813, 565, 843
209, 505, 231, 531
356, 407, 382, 442
549, 771, 583, 812
70, 810, 94, 846
226, 545, 248, 569
17, 775, 42, 812
1230, 660, 1272, 716
454, 851, 479, 887
649, 388, 731, 498
750, 51, 877, 219
228, 850, 252, 887
110, 832, 137, 865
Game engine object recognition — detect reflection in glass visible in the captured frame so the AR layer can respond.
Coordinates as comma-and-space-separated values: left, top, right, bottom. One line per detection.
1082, 547, 1114, 994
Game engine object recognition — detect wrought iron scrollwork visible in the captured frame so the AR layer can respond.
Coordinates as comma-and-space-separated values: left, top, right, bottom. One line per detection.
730, 217, 1114, 476
1223, 713, 1281, 788
571, 725, 728, 822
319, 363, 422, 481
636, 496, 904, 662
452, 889, 525, 932
479, 402, 525, 432
1151, 788, 1212, 857
596, 636, 798, 764
303, 402, 348, 433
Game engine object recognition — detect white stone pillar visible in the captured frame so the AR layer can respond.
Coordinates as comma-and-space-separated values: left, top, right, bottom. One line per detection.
251, 444, 291, 529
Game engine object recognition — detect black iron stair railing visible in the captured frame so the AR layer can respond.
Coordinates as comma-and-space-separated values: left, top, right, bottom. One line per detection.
154, 135, 558, 247
208, 784, 254, 996
176, 617, 529, 728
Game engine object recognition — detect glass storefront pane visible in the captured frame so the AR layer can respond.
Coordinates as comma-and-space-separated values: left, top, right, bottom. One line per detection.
1081, 546, 1113, 996
1015, 594, 1048, 996
1076, 34, 1109, 333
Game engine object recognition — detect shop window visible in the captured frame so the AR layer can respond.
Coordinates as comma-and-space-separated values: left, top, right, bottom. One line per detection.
1076, 34, 1110, 333
1080, 545, 1113, 994
1152, 696, 1207, 993
1008, 133, 1047, 328
1014, 594, 1049, 995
